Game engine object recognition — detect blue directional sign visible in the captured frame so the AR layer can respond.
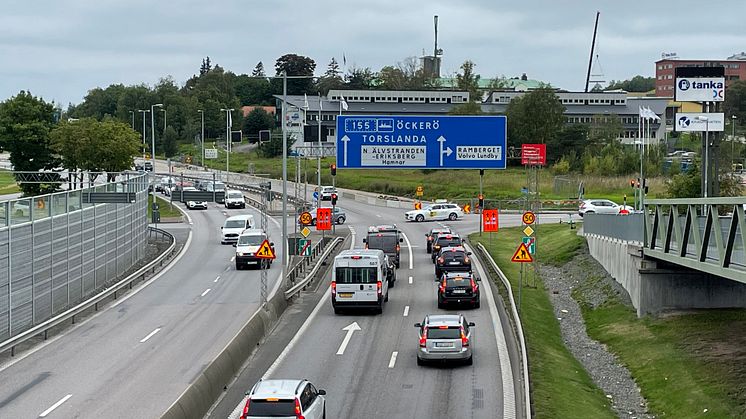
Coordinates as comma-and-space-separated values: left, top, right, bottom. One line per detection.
336, 115, 507, 169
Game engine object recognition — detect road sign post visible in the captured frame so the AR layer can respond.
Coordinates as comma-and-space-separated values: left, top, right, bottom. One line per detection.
336, 115, 507, 169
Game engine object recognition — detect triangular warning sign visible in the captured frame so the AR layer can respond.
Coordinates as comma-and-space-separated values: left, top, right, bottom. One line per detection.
511, 243, 533, 263
255, 240, 276, 259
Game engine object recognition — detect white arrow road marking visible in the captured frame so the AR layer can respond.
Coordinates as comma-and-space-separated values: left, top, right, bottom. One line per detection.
341, 135, 351, 166
214, 276, 220, 283
401, 231, 413, 270
40, 394, 72, 417
201, 288, 211, 297
388, 351, 398, 368
403, 306, 409, 317
336, 322, 361, 355
409, 276, 413, 284
139, 328, 161, 343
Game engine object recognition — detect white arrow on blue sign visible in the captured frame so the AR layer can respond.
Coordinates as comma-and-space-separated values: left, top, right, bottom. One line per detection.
336, 115, 507, 169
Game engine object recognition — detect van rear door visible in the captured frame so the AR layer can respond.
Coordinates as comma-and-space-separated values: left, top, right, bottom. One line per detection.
335, 261, 379, 303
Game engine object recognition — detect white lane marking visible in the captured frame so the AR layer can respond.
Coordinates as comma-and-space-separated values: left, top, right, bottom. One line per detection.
336, 322, 362, 355
388, 351, 398, 368
466, 243, 516, 418
214, 276, 220, 283
262, 285, 329, 379
408, 276, 413, 284
348, 225, 356, 250
201, 288, 211, 297
401, 231, 413, 270
112, 230, 193, 308
376, 214, 382, 218
139, 328, 161, 343
40, 394, 72, 417
403, 306, 409, 317
230, 256, 235, 262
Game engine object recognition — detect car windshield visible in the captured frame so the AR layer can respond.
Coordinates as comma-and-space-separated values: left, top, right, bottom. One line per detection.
427, 326, 461, 339
213, 183, 225, 190
246, 399, 295, 416
224, 220, 246, 229
336, 267, 377, 284
446, 276, 470, 286
228, 192, 243, 199
238, 235, 264, 246
367, 234, 397, 250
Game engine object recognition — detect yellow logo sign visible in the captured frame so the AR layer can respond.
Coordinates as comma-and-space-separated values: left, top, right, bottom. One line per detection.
256, 240, 276, 260
511, 243, 533, 263
523, 226, 534, 236
301, 227, 311, 238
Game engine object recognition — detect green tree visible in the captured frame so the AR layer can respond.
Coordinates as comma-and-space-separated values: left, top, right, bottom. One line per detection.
448, 102, 483, 115
606, 76, 655, 92
0, 91, 60, 195
251, 61, 266, 77
456, 60, 481, 102
550, 124, 588, 167
273, 54, 317, 95
377, 65, 407, 90
316, 58, 345, 95
200, 56, 212, 76
234, 74, 273, 106
258, 132, 294, 158
724, 80, 746, 123
506, 88, 565, 147
242, 108, 275, 141
162, 126, 178, 158
345, 67, 377, 89
75, 84, 126, 119
665, 162, 701, 198
588, 113, 623, 144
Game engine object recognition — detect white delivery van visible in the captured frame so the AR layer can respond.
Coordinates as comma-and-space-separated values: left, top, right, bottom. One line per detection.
331, 249, 390, 314
235, 229, 273, 270
224, 190, 246, 209
221, 214, 254, 244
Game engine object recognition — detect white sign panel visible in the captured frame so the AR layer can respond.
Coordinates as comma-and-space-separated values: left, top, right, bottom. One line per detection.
675, 77, 725, 102
456, 146, 502, 161
675, 113, 725, 132
361, 145, 426, 167
204, 148, 218, 159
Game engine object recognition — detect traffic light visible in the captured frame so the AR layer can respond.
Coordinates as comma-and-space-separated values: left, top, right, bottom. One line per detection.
330, 163, 337, 176
630, 179, 636, 188
478, 194, 484, 209
331, 193, 338, 206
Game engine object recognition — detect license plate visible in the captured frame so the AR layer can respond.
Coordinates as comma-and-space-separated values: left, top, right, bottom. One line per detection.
453, 289, 466, 294
449, 261, 461, 265
435, 342, 453, 348
338, 293, 353, 298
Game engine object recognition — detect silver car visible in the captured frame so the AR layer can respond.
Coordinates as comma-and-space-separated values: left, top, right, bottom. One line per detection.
240, 379, 326, 419
415, 314, 474, 365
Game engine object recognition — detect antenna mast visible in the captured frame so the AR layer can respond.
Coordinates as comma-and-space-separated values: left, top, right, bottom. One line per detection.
434, 15, 439, 58
585, 11, 600, 93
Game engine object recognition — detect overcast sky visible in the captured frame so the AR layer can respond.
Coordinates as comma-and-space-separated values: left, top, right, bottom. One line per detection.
2, 0, 745, 107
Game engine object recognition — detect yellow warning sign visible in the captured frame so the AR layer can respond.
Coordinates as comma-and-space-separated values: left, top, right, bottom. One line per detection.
256, 240, 276, 260
511, 243, 533, 263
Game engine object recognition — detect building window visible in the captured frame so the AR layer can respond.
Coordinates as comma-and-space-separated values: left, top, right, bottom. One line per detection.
658, 65, 663, 70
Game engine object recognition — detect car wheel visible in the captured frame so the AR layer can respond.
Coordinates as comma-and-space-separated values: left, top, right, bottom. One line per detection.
323, 406, 326, 419
475, 299, 481, 309
337, 216, 345, 224
236, 263, 242, 270
438, 300, 445, 309
448, 212, 458, 221
417, 357, 424, 366
426, 246, 431, 254
241, 204, 245, 209
395, 261, 400, 269
416, 214, 424, 222
333, 306, 341, 315
377, 304, 384, 314
464, 355, 473, 366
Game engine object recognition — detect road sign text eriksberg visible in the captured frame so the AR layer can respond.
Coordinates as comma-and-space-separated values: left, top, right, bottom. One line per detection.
336, 115, 507, 169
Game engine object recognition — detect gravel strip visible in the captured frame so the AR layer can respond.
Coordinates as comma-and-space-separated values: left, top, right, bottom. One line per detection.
541, 242, 653, 419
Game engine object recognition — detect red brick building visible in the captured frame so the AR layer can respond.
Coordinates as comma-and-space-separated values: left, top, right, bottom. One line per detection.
655, 56, 746, 96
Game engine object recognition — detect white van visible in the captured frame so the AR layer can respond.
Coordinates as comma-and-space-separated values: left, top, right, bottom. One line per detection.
235, 229, 273, 270
331, 249, 391, 314
224, 190, 246, 209
221, 214, 255, 244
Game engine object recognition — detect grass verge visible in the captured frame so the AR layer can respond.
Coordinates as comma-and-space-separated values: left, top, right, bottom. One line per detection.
148, 195, 182, 219
470, 224, 614, 418
0, 171, 21, 195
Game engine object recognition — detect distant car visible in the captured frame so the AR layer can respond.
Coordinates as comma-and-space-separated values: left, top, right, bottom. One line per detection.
364, 225, 403, 270
415, 314, 475, 366
406, 203, 464, 222
318, 185, 336, 201
240, 379, 326, 419
143, 161, 153, 172
578, 199, 634, 217
303, 206, 346, 225
434, 246, 472, 278
224, 190, 246, 209
425, 227, 452, 253
431, 234, 463, 263
438, 271, 480, 309
186, 200, 208, 210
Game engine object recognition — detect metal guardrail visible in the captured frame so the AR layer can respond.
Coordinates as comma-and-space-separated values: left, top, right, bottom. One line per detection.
0, 227, 176, 356
285, 236, 344, 299
475, 242, 532, 419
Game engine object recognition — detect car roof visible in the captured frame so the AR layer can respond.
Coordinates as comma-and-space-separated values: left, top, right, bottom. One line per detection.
425, 314, 463, 327
250, 379, 305, 398
239, 229, 265, 237
368, 225, 398, 233
444, 271, 472, 279
337, 249, 385, 259
226, 214, 253, 221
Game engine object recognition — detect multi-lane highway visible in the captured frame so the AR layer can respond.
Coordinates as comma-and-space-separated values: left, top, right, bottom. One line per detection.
0, 200, 283, 418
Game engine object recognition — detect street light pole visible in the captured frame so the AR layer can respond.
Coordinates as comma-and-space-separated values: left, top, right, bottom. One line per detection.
318, 95, 322, 202
220, 108, 234, 183
281, 71, 288, 285
733, 115, 738, 171
161, 108, 167, 132
138, 109, 149, 163
697, 115, 710, 198
198, 110, 205, 168
150, 103, 163, 227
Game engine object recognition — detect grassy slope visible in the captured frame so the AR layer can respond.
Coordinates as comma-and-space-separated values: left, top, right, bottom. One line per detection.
0, 171, 21, 195
148, 195, 182, 219
471, 224, 614, 418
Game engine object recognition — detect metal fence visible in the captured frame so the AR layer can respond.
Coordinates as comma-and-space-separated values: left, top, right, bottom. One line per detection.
0, 174, 149, 341
582, 213, 644, 243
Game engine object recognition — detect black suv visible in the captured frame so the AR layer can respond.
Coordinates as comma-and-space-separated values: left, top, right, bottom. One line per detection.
434, 246, 472, 278
438, 271, 481, 309
364, 225, 403, 269
431, 234, 462, 263
425, 227, 451, 254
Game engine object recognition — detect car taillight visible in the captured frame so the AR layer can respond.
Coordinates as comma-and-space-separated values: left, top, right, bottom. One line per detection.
396, 244, 400, 252
438, 257, 444, 264
294, 398, 304, 419
377, 280, 382, 296
439, 280, 446, 293
331, 281, 336, 297
241, 398, 250, 419
420, 327, 427, 347
580, 203, 586, 209
471, 278, 478, 293
461, 326, 469, 347
428, 236, 433, 241
464, 256, 470, 263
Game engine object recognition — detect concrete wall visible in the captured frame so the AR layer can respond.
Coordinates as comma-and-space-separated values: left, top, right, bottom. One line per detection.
586, 234, 746, 316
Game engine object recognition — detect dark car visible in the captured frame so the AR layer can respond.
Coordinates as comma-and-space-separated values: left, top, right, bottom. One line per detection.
434, 246, 472, 278
431, 234, 463, 263
364, 225, 403, 270
438, 271, 480, 309
425, 227, 452, 254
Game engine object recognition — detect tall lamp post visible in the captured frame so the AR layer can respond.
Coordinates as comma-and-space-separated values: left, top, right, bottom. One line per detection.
161, 108, 167, 132
138, 109, 150, 162
150, 103, 163, 214
220, 108, 234, 183
697, 115, 710, 198
732, 115, 738, 171
198, 109, 205, 167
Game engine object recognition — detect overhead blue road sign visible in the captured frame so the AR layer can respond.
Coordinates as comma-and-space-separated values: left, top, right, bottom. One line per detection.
336, 115, 507, 169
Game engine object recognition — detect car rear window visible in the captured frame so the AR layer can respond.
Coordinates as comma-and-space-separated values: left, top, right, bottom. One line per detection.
446, 276, 469, 286
336, 267, 378, 284
246, 399, 295, 416
437, 238, 461, 247
367, 234, 397, 250
427, 327, 460, 339
442, 251, 466, 262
